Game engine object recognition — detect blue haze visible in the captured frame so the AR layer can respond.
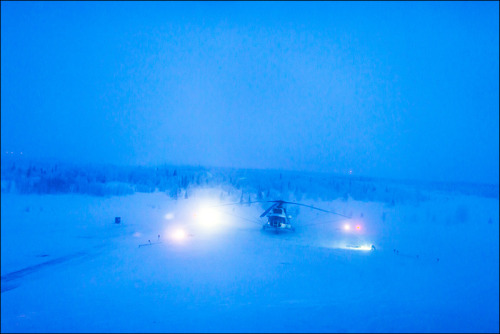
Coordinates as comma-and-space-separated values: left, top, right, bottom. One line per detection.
1, 1, 498, 184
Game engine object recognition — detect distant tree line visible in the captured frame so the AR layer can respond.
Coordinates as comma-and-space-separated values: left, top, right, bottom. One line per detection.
1, 158, 498, 202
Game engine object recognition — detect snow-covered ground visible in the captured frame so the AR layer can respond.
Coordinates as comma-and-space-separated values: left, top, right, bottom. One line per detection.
1, 187, 498, 332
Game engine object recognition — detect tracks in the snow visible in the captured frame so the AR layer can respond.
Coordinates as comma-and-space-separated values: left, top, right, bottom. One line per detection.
1, 244, 106, 293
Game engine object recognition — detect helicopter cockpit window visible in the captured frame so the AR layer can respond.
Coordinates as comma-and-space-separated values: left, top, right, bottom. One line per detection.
273, 209, 282, 214
269, 216, 285, 227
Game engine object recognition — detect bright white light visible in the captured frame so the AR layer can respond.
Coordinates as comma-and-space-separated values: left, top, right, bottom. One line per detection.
344, 244, 373, 251
196, 206, 222, 228
171, 228, 187, 241
164, 213, 175, 220
344, 224, 351, 230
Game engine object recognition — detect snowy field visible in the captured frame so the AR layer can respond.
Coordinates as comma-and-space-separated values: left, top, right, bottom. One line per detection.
1, 186, 498, 332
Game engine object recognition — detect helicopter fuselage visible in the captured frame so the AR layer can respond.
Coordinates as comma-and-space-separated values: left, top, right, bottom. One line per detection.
262, 206, 294, 232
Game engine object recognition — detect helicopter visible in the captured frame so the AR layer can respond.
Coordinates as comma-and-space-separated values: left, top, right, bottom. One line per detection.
212, 200, 352, 233
259, 200, 352, 233
164, 198, 375, 252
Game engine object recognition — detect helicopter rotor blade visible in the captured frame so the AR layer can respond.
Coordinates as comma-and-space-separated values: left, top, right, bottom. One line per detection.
259, 202, 281, 218
209, 200, 283, 218
209, 200, 275, 208
280, 201, 352, 219
209, 199, 350, 219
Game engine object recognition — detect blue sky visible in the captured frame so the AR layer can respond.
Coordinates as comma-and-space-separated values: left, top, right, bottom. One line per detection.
1, 1, 498, 184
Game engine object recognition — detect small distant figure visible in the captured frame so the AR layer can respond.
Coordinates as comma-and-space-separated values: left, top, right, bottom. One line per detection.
396, 250, 399, 255
393, 249, 396, 253
115, 217, 121, 224
437, 258, 439, 262
148, 240, 151, 244
158, 234, 160, 241
371, 245, 376, 251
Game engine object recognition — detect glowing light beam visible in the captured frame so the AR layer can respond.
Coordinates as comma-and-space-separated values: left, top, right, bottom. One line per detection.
344, 244, 374, 251
171, 228, 187, 241
196, 206, 223, 229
